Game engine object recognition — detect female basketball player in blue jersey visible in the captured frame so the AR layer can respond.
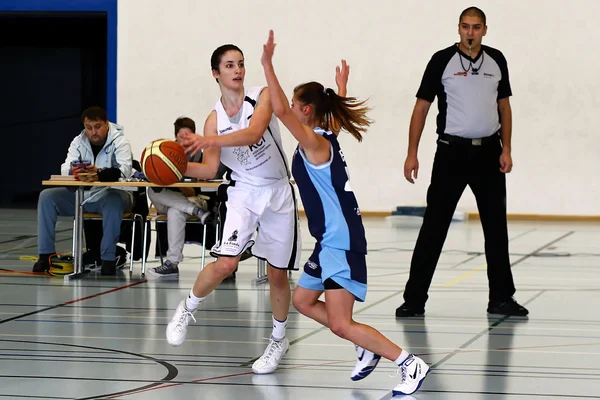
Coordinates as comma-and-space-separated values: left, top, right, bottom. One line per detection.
261, 30, 430, 396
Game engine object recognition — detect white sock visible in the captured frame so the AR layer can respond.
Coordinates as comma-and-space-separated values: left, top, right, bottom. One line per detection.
185, 290, 204, 311
394, 349, 410, 366
271, 316, 287, 341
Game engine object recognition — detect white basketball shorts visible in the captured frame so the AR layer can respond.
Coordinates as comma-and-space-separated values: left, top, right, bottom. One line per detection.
211, 179, 301, 270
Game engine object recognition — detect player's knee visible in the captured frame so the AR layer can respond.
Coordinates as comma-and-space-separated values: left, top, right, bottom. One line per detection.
329, 318, 352, 340
215, 257, 238, 277
292, 290, 311, 315
268, 266, 289, 289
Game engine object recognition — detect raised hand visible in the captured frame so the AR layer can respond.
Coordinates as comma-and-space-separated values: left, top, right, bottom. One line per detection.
335, 59, 350, 93
261, 30, 276, 67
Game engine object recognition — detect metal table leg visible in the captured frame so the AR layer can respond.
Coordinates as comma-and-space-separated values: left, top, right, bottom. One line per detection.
64, 186, 111, 280
252, 258, 269, 285
65, 187, 87, 280
141, 220, 149, 277
201, 223, 207, 270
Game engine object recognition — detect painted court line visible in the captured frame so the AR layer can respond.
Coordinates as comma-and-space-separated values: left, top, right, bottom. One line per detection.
0, 280, 147, 324
440, 231, 575, 287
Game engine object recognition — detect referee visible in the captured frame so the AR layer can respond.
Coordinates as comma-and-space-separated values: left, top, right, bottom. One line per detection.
397, 7, 528, 318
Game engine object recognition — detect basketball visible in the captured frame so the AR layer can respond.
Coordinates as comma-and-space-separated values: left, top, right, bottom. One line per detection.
141, 139, 188, 185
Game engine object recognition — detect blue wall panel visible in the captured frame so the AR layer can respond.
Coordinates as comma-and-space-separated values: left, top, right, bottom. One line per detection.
0, 0, 118, 121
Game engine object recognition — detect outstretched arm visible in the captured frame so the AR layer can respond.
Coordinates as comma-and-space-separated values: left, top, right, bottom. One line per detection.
181, 94, 272, 155
261, 30, 330, 165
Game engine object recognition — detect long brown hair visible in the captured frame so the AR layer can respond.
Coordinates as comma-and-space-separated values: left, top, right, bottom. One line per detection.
293, 82, 372, 142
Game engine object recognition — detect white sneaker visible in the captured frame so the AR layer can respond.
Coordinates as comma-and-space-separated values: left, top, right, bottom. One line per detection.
252, 337, 289, 374
392, 354, 430, 396
351, 345, 381, 381
166, 300, 196, 346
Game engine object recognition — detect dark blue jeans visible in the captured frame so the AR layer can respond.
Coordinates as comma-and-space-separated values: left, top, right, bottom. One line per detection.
37, 187, 132, 261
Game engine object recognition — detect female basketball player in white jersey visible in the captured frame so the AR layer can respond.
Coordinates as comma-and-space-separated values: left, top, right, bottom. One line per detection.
165, 44, 301, 374
260, 30, 430, 395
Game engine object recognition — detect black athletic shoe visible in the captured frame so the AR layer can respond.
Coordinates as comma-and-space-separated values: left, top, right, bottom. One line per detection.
487, 298, 529, 316
395, 303, 425, 318
100, 260, 116, 276
32, 254, 53, 272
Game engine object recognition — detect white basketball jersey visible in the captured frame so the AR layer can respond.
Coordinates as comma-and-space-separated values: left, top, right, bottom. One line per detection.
214, 86, 290, 187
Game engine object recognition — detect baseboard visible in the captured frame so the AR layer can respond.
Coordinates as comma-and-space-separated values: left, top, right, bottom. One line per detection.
297, 210, 391, 218
298, 210, 600, 222
469, 213, 600, 222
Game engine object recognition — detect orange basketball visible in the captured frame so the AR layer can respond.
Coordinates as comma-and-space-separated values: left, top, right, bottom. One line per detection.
141, 140, 188, 185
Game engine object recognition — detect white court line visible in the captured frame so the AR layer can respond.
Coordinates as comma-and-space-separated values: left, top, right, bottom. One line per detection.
4, 312, 600, 333
2, 333, 600, 356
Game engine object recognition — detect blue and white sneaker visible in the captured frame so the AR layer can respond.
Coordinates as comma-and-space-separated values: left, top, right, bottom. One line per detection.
351, 345, 381, 381
392, 354, 429, 396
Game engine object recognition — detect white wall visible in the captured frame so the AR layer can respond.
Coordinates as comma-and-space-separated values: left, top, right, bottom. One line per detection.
117, 0, 600, 216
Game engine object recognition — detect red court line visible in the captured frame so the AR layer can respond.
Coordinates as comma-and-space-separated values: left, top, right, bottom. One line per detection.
0, 269, 50, 276
107, 357, 357, 398
64, 280, 148, 305
103, 338, 600, 399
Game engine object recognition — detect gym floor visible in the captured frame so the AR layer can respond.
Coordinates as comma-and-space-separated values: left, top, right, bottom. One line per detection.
1, 208, 599, 399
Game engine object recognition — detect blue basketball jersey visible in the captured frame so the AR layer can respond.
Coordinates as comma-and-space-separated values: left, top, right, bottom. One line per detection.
291, 128, 367, 254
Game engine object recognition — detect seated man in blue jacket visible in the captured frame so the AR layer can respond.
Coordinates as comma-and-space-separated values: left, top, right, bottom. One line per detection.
33, 106, 133, 275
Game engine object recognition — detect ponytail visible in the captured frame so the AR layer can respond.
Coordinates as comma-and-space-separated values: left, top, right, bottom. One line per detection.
294, 82, 372, 142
